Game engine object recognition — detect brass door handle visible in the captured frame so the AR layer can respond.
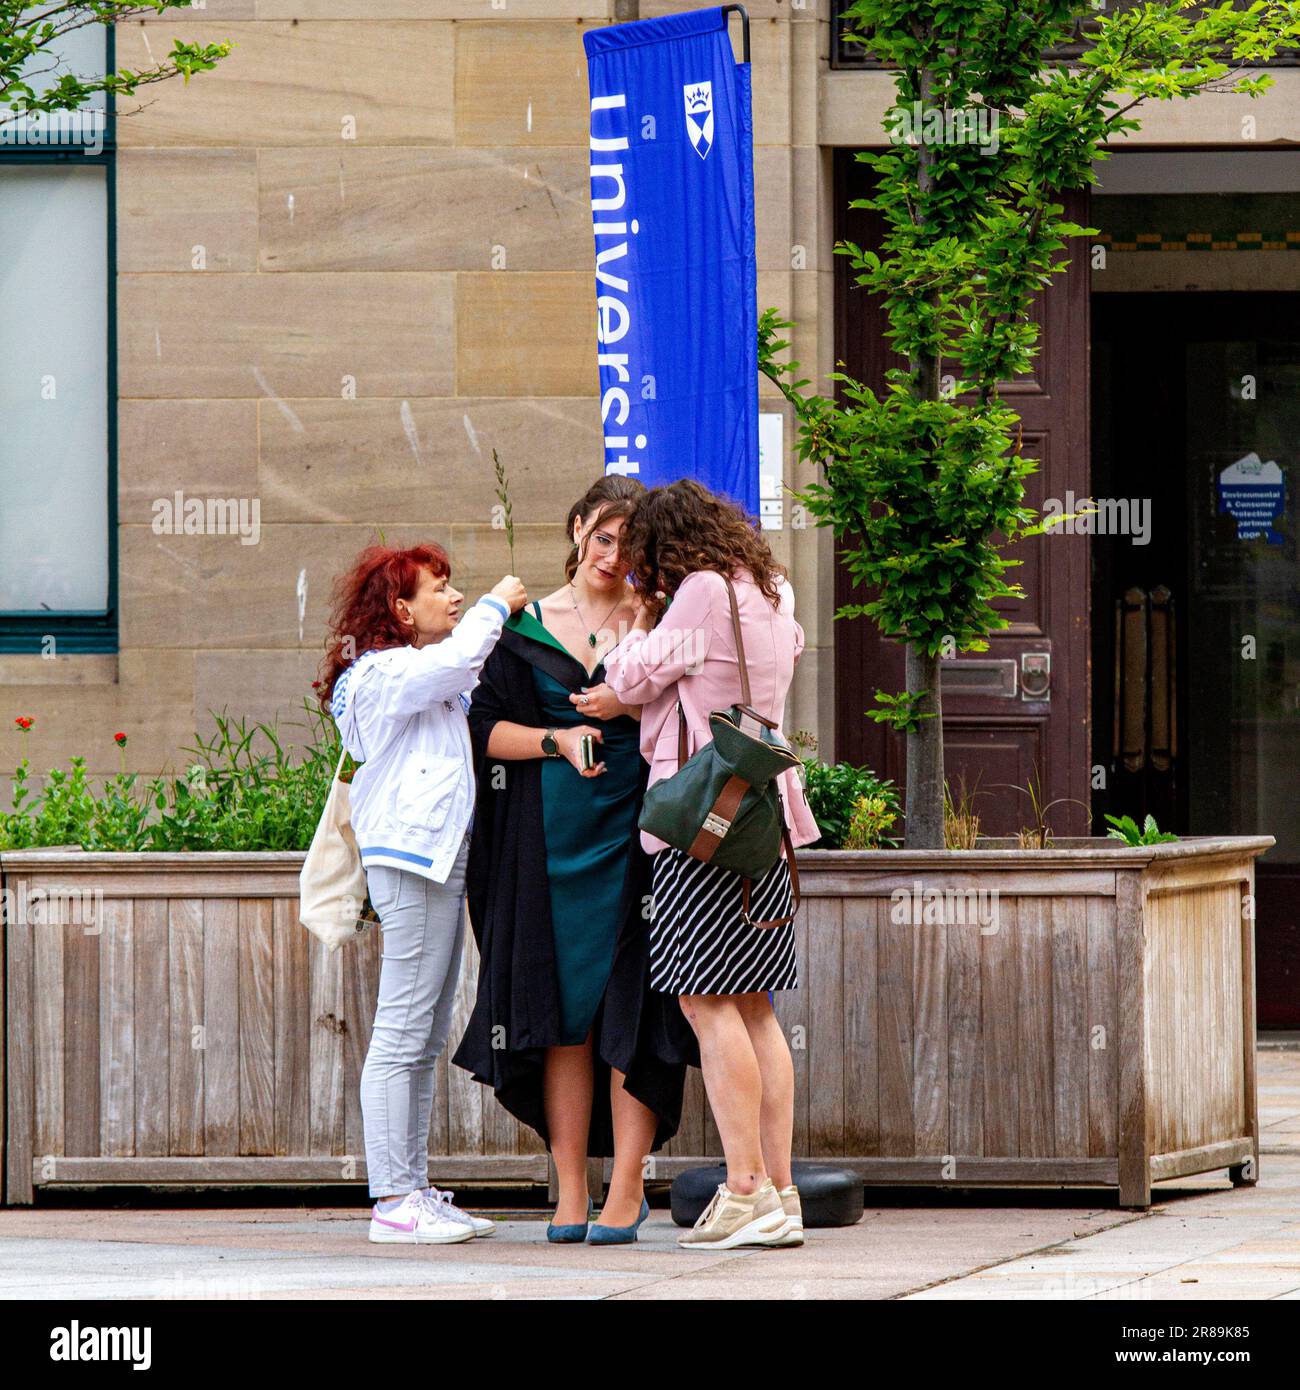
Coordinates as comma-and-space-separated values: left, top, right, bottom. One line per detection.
1021, 651, 1051, 700
1118, 587, 1148, 772
1112, 586, 1177, 776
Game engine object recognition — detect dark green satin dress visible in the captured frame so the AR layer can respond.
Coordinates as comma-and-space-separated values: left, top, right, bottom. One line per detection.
527, 600, 643, 1045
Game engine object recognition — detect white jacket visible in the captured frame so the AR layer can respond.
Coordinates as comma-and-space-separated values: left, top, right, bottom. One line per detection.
330, 593, 510, 883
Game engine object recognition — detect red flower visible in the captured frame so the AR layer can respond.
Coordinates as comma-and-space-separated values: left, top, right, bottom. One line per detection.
311, 680, 321, 689
113, 732, 128, 746
14, 716, 33, 731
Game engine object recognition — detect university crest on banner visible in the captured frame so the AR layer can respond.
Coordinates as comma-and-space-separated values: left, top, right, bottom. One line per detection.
683, 81, 714, 159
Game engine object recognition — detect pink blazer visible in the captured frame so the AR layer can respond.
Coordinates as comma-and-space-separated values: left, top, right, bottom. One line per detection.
602, 566, 821, 856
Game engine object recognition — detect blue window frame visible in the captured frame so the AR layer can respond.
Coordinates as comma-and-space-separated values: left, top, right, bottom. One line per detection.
0, 27, 116, 654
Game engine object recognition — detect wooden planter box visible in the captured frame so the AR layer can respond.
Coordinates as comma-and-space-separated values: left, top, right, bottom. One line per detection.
776, 835, 1271, 1208
1, 836, 1270, 1208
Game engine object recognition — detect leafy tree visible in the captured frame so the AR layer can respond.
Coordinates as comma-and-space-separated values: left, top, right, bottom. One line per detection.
761, 0, 1300, 847
1, 2, 228, 128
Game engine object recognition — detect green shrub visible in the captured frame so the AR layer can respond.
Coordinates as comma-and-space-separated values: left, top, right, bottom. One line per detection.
1, 703, 347, 852
4, 717, 908, 857
844, 792, 900, 851
801, 758, 902, 850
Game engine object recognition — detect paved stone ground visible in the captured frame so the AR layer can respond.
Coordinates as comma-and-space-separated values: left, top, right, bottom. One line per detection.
2, 1049, 1296, 1301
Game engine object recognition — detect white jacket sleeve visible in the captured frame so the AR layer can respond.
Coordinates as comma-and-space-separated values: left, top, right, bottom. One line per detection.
359, 594, 509, 723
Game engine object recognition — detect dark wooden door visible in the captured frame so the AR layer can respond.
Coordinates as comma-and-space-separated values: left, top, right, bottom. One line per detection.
831, 151, 1092, 837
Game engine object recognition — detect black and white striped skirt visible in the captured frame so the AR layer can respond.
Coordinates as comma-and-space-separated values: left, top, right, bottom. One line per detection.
648, 847, 799, 997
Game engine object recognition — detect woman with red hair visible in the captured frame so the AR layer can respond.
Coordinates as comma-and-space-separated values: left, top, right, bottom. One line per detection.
318, 542, 525, 1244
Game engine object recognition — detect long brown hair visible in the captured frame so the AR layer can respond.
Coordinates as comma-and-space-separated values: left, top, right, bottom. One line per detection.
315, 542, 450, 710
619, 479, 788, 619
563, 474, 646, 582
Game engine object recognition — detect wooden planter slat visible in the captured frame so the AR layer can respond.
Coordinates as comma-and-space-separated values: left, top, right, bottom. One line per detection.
877, 895, 912, 1155
271, 896, 309, 1159
445, 936, 483, 1156
204, 899, 239, 1157
806, 894, 843, 1155
1150, 1139, 1255, 1183
6, 886, 33, 1199
982, 895, 1016, 1155
169, 898, 204, 1156
64, 912, 100, 1161
1115, 868, 1149, 1205
947, 902, 981, 1158
135, 899, 169, 1158
33, 1155, 552, 1185
32, 911, 63, 1162
843, 895, 878, 1156
1, 836, 1271, 1207
1085, 896, 1118, 1158
100, 897, 133, 1158
799, 868, 1118, 898
306, 915, 344, 1159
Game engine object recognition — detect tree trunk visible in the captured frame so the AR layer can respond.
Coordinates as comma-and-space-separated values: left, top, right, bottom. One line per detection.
903, 62, 945, 850
904, 642, 945, 848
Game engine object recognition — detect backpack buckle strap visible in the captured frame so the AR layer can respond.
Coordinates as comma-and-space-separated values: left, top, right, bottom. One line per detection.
688, 774, 750, 862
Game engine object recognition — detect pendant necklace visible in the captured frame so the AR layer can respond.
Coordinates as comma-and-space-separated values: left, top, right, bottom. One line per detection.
569, 582, 622, 649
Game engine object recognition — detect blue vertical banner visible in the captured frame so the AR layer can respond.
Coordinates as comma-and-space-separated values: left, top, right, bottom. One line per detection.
583, 7, 758, 518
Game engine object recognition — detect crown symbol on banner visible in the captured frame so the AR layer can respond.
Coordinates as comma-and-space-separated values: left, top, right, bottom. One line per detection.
682, 80, 714, 159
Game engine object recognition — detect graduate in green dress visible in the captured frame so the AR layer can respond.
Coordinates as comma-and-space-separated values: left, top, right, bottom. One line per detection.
454, 477, 695, 1243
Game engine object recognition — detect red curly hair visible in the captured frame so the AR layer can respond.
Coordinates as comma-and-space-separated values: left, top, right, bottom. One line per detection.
316, 542, 451, 710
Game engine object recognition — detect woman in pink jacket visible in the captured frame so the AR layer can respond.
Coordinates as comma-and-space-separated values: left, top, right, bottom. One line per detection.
602, 479, 820, 1251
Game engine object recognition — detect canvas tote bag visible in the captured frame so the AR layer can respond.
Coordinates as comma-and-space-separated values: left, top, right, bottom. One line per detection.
299, 750, 377, 951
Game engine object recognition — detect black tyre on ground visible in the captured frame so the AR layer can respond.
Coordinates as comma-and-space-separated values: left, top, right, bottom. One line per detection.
670, 1162, 864, 1228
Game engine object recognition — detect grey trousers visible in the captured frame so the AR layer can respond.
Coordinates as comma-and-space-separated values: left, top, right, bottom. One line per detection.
360, 834, 469, 1198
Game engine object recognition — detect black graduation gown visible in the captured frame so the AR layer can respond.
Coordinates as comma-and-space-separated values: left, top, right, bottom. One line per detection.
450, 620, 698, 1156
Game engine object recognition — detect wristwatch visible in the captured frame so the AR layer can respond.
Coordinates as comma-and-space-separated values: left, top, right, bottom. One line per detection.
541, 728, 561, 758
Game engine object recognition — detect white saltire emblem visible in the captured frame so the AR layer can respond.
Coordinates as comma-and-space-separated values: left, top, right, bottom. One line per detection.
683, 82, 714, 160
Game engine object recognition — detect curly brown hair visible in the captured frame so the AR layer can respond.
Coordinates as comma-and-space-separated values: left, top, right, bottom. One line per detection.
618, 479, 788, 619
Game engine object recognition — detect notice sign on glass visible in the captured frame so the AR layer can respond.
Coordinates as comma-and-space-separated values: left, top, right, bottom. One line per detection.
1217, 452, 1286, 544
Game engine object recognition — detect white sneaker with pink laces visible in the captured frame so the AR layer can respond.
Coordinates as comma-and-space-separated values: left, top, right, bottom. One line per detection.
420, 1186, 495, 1237
368, 1191, 474, 1244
